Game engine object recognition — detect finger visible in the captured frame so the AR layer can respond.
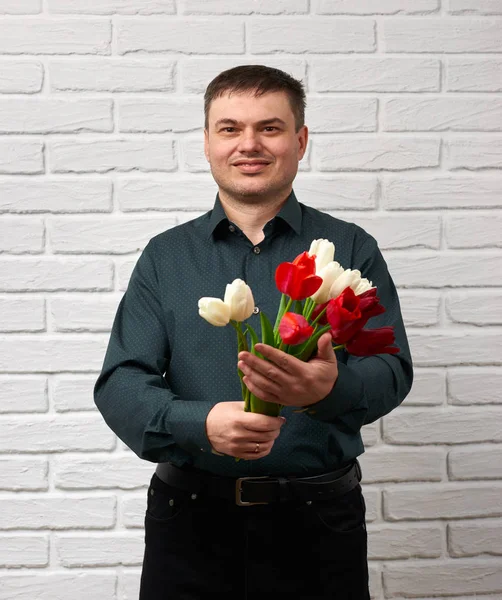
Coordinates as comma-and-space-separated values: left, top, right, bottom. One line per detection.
238, 359, 285, 392
242, 376, 281, 406
316, 332, 336, 361
240, 413, 286, 433
253, 344, 301, 374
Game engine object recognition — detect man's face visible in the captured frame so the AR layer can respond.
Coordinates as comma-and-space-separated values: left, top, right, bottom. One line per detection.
204, 90, 308, 204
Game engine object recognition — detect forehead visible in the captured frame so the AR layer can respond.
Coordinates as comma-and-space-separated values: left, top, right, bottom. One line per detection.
207, 91, 294, 126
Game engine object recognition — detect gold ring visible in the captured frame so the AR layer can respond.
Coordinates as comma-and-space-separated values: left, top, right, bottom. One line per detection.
254, 443, 260, 453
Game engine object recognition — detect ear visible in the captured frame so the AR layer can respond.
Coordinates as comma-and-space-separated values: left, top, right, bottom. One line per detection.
204, 128, 210, 162
297, 125, 308, 161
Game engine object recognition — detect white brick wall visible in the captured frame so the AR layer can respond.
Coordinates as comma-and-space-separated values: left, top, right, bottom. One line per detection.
0, 2, 501, 598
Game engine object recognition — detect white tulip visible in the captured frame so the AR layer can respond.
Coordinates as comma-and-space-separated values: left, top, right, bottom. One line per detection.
329, 269, 362, 299
198, 297, 231, 327
353, 277, 374, 296
308, 238, 335, 273
310, 261, 345, 304
224, 279, 255, 322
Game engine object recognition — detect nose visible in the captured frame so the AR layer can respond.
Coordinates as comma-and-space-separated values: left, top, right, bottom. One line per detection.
237, 128, 262, 153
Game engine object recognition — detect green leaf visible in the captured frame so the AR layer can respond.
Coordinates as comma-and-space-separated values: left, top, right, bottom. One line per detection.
260, 311, 275, 348
294, 324, 332, 362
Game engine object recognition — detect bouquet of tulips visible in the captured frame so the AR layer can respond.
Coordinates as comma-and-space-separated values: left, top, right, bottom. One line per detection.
198, 239, 399, 417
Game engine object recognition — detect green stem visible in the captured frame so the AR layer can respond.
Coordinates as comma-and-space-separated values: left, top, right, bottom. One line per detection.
310, 304, 327, 328
332, 344, 345, 352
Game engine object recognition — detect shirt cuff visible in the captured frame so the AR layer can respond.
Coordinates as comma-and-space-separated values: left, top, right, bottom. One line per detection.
167, 400, 215, 456
305, 362, 367, 422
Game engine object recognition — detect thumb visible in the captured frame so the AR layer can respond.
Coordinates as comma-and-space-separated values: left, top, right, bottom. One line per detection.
316, 332, 335, 361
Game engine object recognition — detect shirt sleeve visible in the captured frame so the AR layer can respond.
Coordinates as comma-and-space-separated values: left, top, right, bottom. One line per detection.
306, 233, 413, 432
94, 241, 214, 463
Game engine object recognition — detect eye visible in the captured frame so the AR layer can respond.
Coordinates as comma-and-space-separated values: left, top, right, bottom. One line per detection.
264, 126, 277, 132
221, 127, 236, 133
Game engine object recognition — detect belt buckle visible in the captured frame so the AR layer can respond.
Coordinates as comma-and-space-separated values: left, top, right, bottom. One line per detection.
235, 476, 269, 506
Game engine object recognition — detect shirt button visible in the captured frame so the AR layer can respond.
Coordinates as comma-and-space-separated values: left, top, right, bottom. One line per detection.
253, 307, 260, 315
229, 225, 236, 233
253, 246, 261, 255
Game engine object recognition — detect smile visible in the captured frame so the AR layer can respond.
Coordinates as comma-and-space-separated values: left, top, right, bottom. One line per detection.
233, 162, 270, 173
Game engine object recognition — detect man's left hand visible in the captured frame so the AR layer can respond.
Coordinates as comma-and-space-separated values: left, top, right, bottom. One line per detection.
237, 332, 338, 408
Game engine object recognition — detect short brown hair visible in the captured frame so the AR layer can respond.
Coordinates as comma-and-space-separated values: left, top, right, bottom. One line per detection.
204, 65, 306, 132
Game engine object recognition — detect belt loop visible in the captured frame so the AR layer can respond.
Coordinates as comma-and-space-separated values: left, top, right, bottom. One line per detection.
277, 477, 290, 502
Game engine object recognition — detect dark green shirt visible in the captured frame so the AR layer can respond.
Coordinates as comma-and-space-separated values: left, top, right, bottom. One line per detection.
94, 191, 412, 477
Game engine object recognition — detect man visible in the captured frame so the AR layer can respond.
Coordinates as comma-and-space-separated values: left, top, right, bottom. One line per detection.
94, 65, 413, 599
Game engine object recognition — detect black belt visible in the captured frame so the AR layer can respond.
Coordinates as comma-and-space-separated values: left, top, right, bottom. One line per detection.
155, 460, 361, 506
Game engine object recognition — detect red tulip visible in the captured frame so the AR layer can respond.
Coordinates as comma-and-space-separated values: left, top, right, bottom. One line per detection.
279, 312, 314, 346
275, 251, 322, 301
328, 287, 387, 344
311, 301, 329, 325
345, 327, 399, 356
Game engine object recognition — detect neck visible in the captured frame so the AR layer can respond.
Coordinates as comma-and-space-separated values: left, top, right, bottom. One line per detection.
218, 191, 291, 245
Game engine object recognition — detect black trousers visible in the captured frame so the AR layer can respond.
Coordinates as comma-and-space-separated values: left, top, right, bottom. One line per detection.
139, 473, 370, 600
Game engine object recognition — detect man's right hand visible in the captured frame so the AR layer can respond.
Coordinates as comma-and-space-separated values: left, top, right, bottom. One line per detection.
205, 401, 286, 460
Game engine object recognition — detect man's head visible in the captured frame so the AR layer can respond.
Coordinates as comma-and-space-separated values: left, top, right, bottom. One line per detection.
204, 65, 306, 132
203, 65, 308, 205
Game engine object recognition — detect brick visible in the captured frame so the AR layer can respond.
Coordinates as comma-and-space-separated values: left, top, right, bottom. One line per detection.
0, 0, 41, 13
249, 18, 376, 53
0, 258, 112, 292
118, 259, 138, 291
383, 176, 502, 209
361, 422, 378, 447
0, 573, 116, 600
385, 251, 502, 287
306, 97, 377, 132
117, 176, 217, 211
56, 533, 143, 566
292, 175, 378, 210
447, 290, 502, 325
117, 18, 244, 54
384, 18, 502, 53
349, 214, 440, 250
0, 414, 115, 452
49, 216, 176, 254
0, 141, 43, 175
50, 58, 175, 92
449, 446, 502, 480
119, 97, 203, 133
183, 0, 307, 13
317, 0, 438, 13
53, 375, 99, 411
0, 336, 109, 373
363, 487, 379, 523
317, 137, 439, 171
0, 218, 44, 254
368, 525, 442, 560
368, 564, 382, 600
447, 58, 502, 91
0, 494, 115, 529
54, 455, 151, 490
0, 298, 45, 333
0, 457, 48, 490
312, 57, 440, 92
398, 291, 440, 327
0, 98, 112, 134
383, 560, 502, 597
0, 18, 111, 55
183, 137, 209, 173
0, 178, 112, 213
449, 0, 502, 14
448, 137, 502, 169
0, 535, 48, 567
446, 214, 502, 248
0, 60, 43, 93
51, 295, 122, 332
122, 495, 146, 529
449, 521, 502, 557
120, 571, 142, 600
48, 0, 175, 13
50, 139, 176, 173
384, 97, 502, 131
409, 331, 502, 366
181, 58, 306, 93
360, 447, 443, 483
448, 367, 502, 405
403, 368, 445, 405
384, 483, 502, 520
384, 407, 502, 444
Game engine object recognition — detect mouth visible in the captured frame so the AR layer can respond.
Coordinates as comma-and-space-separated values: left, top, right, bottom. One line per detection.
232, 161, 271, 173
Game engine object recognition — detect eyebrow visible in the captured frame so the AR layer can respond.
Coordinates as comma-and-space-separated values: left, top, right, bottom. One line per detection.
214, 117, 288, 129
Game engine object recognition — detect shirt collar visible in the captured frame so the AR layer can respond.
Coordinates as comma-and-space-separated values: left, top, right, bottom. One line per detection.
205, 190, 302, 239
